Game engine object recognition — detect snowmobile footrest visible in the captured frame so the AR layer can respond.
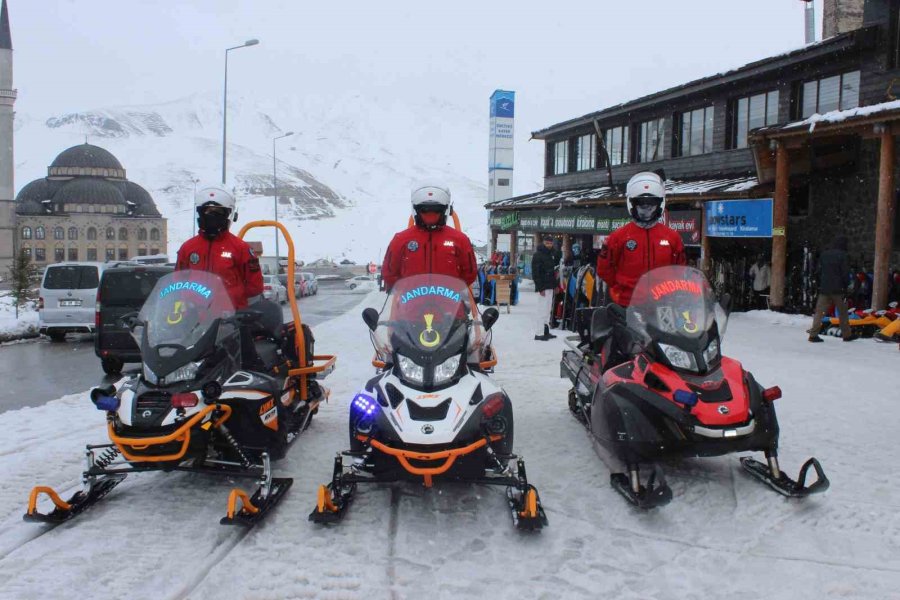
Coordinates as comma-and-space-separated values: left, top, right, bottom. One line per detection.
24, 475, 126, 524
220, 477, 293, 526
508, 484, 548, 531
610, 468, 673, 509
740, 457, 830, 497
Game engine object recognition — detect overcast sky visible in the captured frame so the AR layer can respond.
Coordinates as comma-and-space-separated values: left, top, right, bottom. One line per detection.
11, 0, 825, 134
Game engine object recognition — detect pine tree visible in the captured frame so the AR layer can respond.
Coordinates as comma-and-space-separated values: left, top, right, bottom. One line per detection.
5, 248, 39, 319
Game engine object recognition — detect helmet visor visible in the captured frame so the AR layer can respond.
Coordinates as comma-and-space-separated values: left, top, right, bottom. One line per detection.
632, 196, 662, 222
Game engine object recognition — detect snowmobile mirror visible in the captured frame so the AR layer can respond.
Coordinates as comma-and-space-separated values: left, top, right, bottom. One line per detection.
482, 307, 500, 331
362, 307, 380, 331
590, 307, 613, 342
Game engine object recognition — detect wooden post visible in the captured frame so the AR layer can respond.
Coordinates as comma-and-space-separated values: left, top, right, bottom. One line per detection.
509, 229, 518, 267
700, 202, 711, 274
873, 125, 896, 310
490, 228, 499, 258
770, 142, 790, 309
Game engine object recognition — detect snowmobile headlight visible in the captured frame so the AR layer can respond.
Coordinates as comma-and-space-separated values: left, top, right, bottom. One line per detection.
397, 354, 424, 384
658, 343, 698, 372
702, 339, 720, 365
150, 361, 203, 387
433, 355, 461, 384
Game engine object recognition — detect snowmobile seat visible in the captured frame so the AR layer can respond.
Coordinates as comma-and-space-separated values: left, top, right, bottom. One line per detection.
248, 299, 284, 342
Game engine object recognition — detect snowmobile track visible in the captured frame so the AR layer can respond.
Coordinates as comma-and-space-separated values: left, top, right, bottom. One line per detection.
386, 486, 401, 600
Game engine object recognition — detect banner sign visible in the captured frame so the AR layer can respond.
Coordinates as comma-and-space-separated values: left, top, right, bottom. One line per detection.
490, 208, 702, 245
705, 199, 773, 238
488, 90, 515, 204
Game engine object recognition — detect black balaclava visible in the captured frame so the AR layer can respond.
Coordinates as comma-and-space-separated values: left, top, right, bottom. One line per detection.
197, 206, 231, 240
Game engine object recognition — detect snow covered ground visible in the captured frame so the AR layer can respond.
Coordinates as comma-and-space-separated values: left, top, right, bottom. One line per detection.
0, 296, 39, 342
0, 292, 897, 600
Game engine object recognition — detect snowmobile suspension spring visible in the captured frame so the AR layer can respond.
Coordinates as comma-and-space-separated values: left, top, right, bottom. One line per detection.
94, 446, 121, 470
219, 424, 253, 469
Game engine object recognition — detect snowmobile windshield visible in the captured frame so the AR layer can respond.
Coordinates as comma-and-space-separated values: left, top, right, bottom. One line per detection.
136, 271, 236, 377
626, 265, 728, 349
375, 274, 487, 379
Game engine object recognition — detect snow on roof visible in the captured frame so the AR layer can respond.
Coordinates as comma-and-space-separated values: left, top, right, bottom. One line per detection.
767, 100, 900, 135
486, 176, 760, 209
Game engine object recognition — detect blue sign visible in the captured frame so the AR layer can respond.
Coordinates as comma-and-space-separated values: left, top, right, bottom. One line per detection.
705, 199, 773, 238
490, 90, 515, 118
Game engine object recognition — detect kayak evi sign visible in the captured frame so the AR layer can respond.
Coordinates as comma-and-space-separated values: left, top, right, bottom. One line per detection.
705, 199, 773, 238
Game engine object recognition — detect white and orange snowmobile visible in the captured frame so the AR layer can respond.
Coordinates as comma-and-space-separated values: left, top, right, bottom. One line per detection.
24, 221, 336, 527
309, 273, 547, 530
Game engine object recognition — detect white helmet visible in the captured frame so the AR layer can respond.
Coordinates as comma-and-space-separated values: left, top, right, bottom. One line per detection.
625, 172, 666, 225
195, 185, 236, 216
410, 183, 452, 217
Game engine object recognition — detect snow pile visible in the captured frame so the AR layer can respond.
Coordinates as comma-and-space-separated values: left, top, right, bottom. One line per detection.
0, 293, 897, 598
783, 99, 900, 133
0, 296, 39, 342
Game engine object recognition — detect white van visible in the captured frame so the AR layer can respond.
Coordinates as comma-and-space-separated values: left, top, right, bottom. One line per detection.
39, 262, 108, 341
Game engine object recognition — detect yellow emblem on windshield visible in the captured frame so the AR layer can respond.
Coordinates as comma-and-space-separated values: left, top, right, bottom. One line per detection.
682, 310, 699, 334
419, 313, 441, 348
167, 301, 186, 325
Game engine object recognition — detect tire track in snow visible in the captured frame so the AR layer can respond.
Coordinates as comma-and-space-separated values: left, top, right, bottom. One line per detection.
386, 486, 401, 600
165, 526, 251, 600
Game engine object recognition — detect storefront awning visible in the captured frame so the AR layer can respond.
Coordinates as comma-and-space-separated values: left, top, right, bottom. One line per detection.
485, 176, 761, 209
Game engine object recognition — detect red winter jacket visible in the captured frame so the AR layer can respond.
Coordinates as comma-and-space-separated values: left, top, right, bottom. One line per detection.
175, 231, 264, 309
382, 224, 478, 291
596, 221, 686, 306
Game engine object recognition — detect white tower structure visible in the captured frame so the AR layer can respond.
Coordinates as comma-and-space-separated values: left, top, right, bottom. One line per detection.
488, 90, 515, 204
0, 0, 15, 275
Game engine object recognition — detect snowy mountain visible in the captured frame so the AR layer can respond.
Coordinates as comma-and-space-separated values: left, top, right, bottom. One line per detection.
14, 92, 532, 263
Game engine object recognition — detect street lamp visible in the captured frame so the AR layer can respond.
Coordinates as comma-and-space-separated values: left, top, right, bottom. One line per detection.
221, 38, 259, 185
272, 131, 294, 261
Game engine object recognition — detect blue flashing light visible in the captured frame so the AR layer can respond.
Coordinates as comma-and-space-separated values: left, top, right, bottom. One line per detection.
673, 390, 699, 407
351, 394, 377, 416
93, 395, 120, 412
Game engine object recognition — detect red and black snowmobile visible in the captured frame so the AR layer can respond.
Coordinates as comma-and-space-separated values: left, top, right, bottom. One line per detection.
560, 265, 829, 508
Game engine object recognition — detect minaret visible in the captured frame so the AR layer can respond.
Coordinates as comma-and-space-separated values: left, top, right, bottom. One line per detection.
0, 0, 15, 274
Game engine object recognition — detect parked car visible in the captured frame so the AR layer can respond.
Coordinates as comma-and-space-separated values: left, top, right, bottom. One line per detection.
95, 264, 173, 375
39, 262, 108, 341
300, 272, 318, 296
262, 275, 287, 304
345, 275, 376, 291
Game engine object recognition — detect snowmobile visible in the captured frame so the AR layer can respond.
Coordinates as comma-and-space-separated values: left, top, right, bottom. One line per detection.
560, 265, 829, 508
25, 221, 336, 526
309, 273, 547, 530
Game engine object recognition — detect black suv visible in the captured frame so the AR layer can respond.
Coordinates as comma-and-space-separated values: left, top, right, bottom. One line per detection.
95, 264, 173, 375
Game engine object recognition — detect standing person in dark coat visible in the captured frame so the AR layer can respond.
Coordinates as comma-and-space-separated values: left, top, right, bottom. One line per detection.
808, 236, 854, 342
531, 235, 558, 341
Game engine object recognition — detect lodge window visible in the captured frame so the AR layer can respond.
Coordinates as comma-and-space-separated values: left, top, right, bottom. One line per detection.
553, 141, 568, 175
497, 178, 510, 186
53, 226, 64, 240
54, 246, 64, 262
35, 248, 46, 262
637, 118, 666, 162
35, 226, 45, 240
138, 247, 148, 256
119, 248, 128, 261
729, 91, 779, 149
118, 227, 128, 241
603, 125, 630, 166
575, 133, 597, 171
106, 248, 115, 261
68, 226, 78, 240
150, 228, 160, 241
87, 248, 97, 261
799, 71, 860, 118
21, 226, 31, 239
674, 107, 713, 157
68, 248, 78, 261
150, 247, 160, 255
106, 227, 115, 240
21, 247, 31, 258
87, 227, 97, 240
138, 228, 148, 241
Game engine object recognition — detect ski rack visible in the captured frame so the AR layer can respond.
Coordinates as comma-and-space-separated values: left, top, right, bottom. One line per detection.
238, 220, 337, 401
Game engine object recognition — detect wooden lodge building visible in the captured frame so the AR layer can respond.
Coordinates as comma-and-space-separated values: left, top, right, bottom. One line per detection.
487, 0, 900, 311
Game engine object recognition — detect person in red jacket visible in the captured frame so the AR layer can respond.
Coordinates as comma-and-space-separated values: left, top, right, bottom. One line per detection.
597, 171, 685, 307
175, 185, 263, 310
381, 183, 478, 292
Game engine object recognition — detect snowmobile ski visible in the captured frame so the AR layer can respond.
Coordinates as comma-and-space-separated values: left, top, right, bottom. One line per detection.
507, 459, 548, 530
24, 474, 126, 524
220, 477, 293, 526
610, 465, 673, 510
308, 455, 356, 524
740, 456, 830, 498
